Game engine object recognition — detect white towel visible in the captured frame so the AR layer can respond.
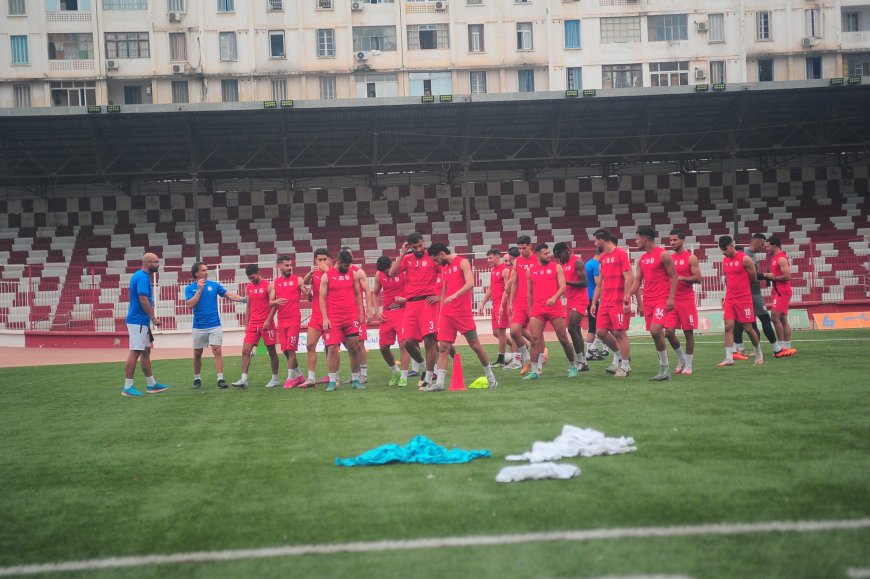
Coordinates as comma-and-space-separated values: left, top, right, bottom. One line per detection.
495, 462, 580, 483
505, 425, 636, 463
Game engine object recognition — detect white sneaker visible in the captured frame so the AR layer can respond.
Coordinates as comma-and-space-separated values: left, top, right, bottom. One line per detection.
505, 359, 523, 370
231, 379, 248, 388
674, 362, 685, 375
606, 363, 618, 374
488, 376, 499, 389
614, 366, 631, 378
263, 379, 278, 389
422, 383, 445, 392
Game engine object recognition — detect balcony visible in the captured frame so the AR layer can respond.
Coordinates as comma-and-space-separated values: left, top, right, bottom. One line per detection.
46, 10, 92, 22
49, 60, 95, 71
841, 31, 870, 50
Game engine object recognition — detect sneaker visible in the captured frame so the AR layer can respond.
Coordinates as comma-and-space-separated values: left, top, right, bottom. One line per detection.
316, 376, 330, 384
614, 367, 631, 378
774, 349, 789, 359
264, 379, 279, 389
217, 379, 228, 389
597, 348, 610, 357
397, 376, 408, 388
567, 367, 578, 378
352, 379, 366, 390
122, 385, 144, 397
732, 352, 749, 361
519, 362, 532, 376
146, 383, 169, 394
231, 379, 248, 389
422, 383, 445, 392
360, 376, 368, 384
488, 376, 498, 389
388, 372, 400, 386
522, 371, 540, 380
674, 362, 685, 375
284, 376, 305, 389
785, 348, 797, 356
407, 369, 420, 377
504, 359, 523, 370
341, 377, 352, 385
417, 377, 429, 391
326, 381, 337, 392
577, 363, 590, 372
192, 378, 202, 390
649, 368, 672, 381
717, 360, 734, 367
753, 357, 764, 366
605, 363, 618, 374
587, 351, 604, 361
682, 367, 693, 375
299, 378, 316, 389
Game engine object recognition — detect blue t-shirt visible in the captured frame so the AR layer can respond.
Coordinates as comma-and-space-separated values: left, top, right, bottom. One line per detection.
126, 270, 153, 326
185, 279, 227, 330
585, 258, 600, 300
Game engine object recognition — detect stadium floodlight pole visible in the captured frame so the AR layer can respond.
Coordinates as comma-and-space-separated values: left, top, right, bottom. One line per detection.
463, 162, 472, 254
731, 151, 739, 245
192, 173, 201, 261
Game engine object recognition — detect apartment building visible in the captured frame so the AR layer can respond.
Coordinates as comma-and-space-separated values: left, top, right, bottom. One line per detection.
1, 0, 869, 108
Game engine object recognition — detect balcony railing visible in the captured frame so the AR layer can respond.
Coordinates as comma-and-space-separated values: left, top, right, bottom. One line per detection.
842, 30, 870, 48
47, 10, 92, 22
49, 60, 95, 70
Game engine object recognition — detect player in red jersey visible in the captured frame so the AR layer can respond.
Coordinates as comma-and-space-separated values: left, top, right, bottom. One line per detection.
667, 229, 701, 375
507, 235, 535, 374
342, 247, 372, 384
553, 242, 590, 374
388, 231, 441, 389
300, 248, 331, 388
320, 250, 365, 391
589, 229, 635, 378
425, 243, 498, 391
627, 227, 679, 381
232, 264, 281, 389
477, 248, 515, 368
271, 255, 308, 388
371, 255, 410, 387
718, 235, 763, 367
763, 235, 796, 357
523, 243, 577, 380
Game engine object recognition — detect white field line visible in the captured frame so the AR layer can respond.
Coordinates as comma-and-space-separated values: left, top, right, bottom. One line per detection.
848, 569, 870, 579
1, 518, 868, 577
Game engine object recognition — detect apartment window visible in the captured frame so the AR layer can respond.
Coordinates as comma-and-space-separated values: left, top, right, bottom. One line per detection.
470, 71, 486, 93
271, 79, 286, 100
14, 84, 31, 107
217, 0, 233, 12
566, 67, 582, 90
11, 35, 29, 64
806, 56, 822, 80
708, 13, 724, 43
317, 0, 332, 8
467, 0, 482, 4
8, 0, 26, 15
517, 22, 533, 50
269, 30, 285, 58
600, 17, 641, 43
515, 0, 530, 3
564, 20, 580, 49
353, 26, 397, 52
843, 12, 859, 33
124, 85, 142, 104
48, 33, 94, 60
46, 0, 88, 10
757, 58, 773, 81
103, 0, 147, 8
518, 69, 535, 92
468, 24, 484, 52
805, 9, 821, 38
169, 32, 186, 61
757, 11, 771, 40
219, 31, 237, 60
50, 81, 96, 106
407, 24, 449, 50
848, 55, 870, 76
710, 60, 725, 84
171, 79, 189, 103
319, 76, 336, 99
221, 79, 238, 101
650, 61, 688, 86
105, 32, 149, 59
267, 0, 282, 10
354, 73, 398, 98
602, 63, 641, 88
317, 29, 335, 57
167, 0, 184, 11
648, 14, 688, 41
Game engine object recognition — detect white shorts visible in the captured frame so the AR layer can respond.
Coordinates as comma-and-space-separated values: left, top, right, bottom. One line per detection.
192, 327, 223, 350
127, 324, 153, 352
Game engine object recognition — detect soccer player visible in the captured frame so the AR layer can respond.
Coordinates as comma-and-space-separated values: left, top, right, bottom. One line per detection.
668, 229, 702, 375
271, 255, 307, 388
388, 232, 440, 389
584, 246, 608, 361
232, 264, 280, 389
589, 230, 634, 378
763, 235, 796, 357
733, 233, 783, 359
507, 235, 535, 374
121, 252, 169, 397
343, 247, 371, 383
627, 226, 679, 381
553, 242, 590, 373
523, 243, 576, 380
300, 248, 331, 388
185, 262, 246, 389
371, 255, 410, 387
320, 250, 365, 391
426, 243, 498, 391
718, 235, 763, 367
477, 248, 514, 367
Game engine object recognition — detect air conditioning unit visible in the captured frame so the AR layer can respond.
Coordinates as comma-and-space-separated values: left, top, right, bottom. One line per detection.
106, 59, 118, 70
355, 50, 369, 61
435, 0, 448, 9
694, 68, 706, 80
168, 11, 183, 22
172, 63, 188, 74
351, 1, 362, 11
696, 21, 707, 32
802, 36, 821, 47
369, 49, 381, 56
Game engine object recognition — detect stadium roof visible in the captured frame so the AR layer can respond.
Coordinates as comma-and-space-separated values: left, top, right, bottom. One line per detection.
1, 79, 868, 190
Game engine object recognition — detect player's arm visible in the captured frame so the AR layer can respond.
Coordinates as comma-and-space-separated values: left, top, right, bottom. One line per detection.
766, 256, 791, 283
388, 243, 407, 277
138, 294, 161, 328
506, 267, 517, 313
590, 274, 603, 316
526, 269, 533, 312
622, 265, 636, 313
319, 274, 330, 330
626, 261, 643, 300
445, 259, 474, 305
262, 282, 276, 330
185, 278, 205, 308
573, 259, 588, 288
684, 255, 702, 285
661, 252, 678, 311
500, 268, 512, 313
353, 276, 365, 325
242, 284, 251, 328
549, 265, 567, 306
743, 255, 760, 290
477, 283, 492, 316
371, 275, 383, 321
355, 269, 370, 323
222, 290, 246, 304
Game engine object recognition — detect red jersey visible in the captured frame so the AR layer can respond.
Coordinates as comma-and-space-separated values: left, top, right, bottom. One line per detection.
246, 279, 273, 326
378, 271, 405, 310
398, 252, 439, 298
273, 274, 302, 322
671, 249, 695, 300
723, 251, 752, 301
310, 269, 325, 320
528, 261, 561, 310
599, 247, 631, 305
325, 267, 357, 322
513, 254, 536, 303
441, 256, 472, 316
490, 263, 509, 303
638, 246, 670, 304
563, 255, 585, 303
770, 251, 792, 292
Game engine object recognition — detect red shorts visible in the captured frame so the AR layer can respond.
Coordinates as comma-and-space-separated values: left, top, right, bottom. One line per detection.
511, 301, 530, 328
402, 299, 438, 342
491, 298, 509, 332
770, 290, 792, 315
437, 313, 477, 343
596, 303, 631, 331
323, 319, 361, 347
531, 303, 566, 323
643, 301, 678, 331
308, 313, 323, 335
672, 297, 699, 331
723, 298, 755, 323
565, 294, 590, 318
278, 318, 301, 352
379, 307, 404, 346
243, 323, 277, 347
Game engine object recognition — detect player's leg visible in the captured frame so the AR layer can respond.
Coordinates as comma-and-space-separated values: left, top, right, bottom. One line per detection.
233, 342, 256, 387
192, 346, 204, 388
431, 338, 453, 391
757, 312, 781, 355
719, 307, 736, 366
733, 321, 746, 356
304, 326, 323, 386
465, 330, 499, 388
325, 343, 341, 391
524, 316, 545, 379
742, 321, 762, 365
357, 324, 369, 383
567, 309, 586, 368
345, 333, 364, 389
550, 317, 577, 374
612, 328, 631, 377
649, 321, 672, 381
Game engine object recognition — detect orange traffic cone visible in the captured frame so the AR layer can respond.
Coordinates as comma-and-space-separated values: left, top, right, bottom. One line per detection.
448, 353, 467, 391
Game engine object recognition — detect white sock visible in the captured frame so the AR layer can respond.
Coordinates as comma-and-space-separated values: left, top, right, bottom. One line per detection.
485, 364, 495, 380
400, 370, 408, 379
537, 353, 545, 368
435, 368, 447, 387
391, 364, 400, 374
308, 370, 316, 380
217, 373, 224, 381
736, 343, 745, 353
674, 347, 686, 364
145, 376, 156, 386
352, 372, 360, 382
784, 341, 792, 349
272, 373, 279, 382
287, 369, 293, 379
576, 352, 586, 365
240, 373, 248, 382
520, 346, 531, 363
195, 374, 202, 381
657, 349, 668, 367
772, 342, 783, 353
328, 372, 339, 383
611, 352, 620, 365
685, 354, 693, 368
592, 338, 603, 350
620, 358, 630, 370
360, 364, 368, 378
725, 346, 733, 362
124, 378, 134, 388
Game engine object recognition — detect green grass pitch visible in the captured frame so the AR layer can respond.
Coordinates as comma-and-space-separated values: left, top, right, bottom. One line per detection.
1, 330, 869, 578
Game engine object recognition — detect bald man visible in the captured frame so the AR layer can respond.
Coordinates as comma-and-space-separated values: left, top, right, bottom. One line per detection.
121, 253, 169, 397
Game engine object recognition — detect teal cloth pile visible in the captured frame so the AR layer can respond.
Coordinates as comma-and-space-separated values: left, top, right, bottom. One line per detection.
335, 435, 491, 467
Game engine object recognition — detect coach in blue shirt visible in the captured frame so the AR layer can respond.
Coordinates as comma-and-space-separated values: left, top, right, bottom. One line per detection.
185, 262, 245, 390
584, 247, 608, 360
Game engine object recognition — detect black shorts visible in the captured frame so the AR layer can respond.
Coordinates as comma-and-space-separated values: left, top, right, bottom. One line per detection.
586, 302, 597, 334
